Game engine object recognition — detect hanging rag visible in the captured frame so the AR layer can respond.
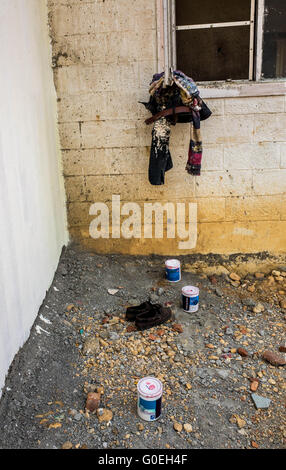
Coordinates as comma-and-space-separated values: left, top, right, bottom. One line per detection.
186, 109, 203, 176
141, 70, 212, 185
149, 117, 173, 185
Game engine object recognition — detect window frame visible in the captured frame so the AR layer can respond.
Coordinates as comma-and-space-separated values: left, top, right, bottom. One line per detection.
156, 0, 286, 98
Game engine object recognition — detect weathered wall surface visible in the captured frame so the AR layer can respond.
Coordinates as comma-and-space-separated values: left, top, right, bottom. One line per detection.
0, 0, 68, 394
48, 0, 286, 255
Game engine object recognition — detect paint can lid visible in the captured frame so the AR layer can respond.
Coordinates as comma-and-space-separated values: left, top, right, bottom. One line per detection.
137, 377, 163, 399
182, 285, 199, 296
165, 259, 180, 269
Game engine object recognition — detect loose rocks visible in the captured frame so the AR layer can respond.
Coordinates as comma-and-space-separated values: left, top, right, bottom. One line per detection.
262, 350, 286, 366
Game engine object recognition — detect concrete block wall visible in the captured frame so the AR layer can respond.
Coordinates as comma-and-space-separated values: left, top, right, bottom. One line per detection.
48, 0, 286, 255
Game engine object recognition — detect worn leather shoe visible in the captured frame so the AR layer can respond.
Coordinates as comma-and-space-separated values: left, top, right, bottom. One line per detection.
125, 301, 153, 322
135, 304, 172, 330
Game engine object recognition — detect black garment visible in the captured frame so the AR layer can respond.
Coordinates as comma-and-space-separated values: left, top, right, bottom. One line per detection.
148, 118, 173, 185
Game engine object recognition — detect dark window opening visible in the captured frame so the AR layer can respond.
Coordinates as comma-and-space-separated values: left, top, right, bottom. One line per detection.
175, 0, 252, 81
174, 0, 286, 82
176, 0, 252, 26
176, 26, 250, 82
262, 0, 286, 78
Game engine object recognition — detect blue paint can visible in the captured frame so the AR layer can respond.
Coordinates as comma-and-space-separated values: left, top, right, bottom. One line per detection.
165, 259, 181, 282
182, 286, 199, 313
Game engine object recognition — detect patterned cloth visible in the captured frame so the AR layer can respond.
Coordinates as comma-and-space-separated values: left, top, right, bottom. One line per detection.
186, 123, 203, 176
143, 70, 211, 184
148, 117, 173, 185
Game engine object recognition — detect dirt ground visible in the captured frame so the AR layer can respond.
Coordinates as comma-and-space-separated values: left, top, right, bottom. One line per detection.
0, 245, 285, 450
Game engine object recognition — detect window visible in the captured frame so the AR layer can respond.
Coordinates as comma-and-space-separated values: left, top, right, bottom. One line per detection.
158, 0, 286, 84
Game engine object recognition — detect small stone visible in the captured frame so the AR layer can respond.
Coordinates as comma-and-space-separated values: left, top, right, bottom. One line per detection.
183, 423, 192, 433
251, 393, 271, 410
62, 441, 73, 449
126, 324, 137, 333
173, 422, 183, 432
262, 350, 286, 366
85, 392, 101, 413
237, 347, 249, 358
215, 288, 223, 297
149, 334, 157, 341
234, 415, 246, 429
97, 408, 113, 423
267, 276, 275, 285
231, 281, 240, 288
172, 324, 183, 333
255, 272, 264, 279
229, 272, 241, 282
83, 338, 100, 355
278, 344, 286, 353
137, 423, 144, 431
253, 303, 265, 314
83, 383, 97, 394
248, 285, 256, 293
272, 270, 281, 277
107, 289, 119, 295
251, 441, 259, 449
250, 379, 259, 392
280, 300, 286, 310
73, 413, 82, 422
209, 275, 217, 285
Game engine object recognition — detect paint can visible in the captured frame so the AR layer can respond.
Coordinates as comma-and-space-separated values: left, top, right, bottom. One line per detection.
182, 286, 199, 313
137, 376, 163, 421
165, 259, 181, 282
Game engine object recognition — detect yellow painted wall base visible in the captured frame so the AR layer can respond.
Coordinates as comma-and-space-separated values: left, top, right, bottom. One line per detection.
69, 219, 286, 256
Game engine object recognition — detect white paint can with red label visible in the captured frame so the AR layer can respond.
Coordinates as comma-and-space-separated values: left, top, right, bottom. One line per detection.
182, 286, 200, 313
137, 376, 163, 421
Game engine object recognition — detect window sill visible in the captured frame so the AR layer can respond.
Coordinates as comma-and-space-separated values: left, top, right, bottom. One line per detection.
198, 80, 286, 99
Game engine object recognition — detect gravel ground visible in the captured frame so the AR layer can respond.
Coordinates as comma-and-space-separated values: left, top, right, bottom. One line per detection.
0, 245, 285, 450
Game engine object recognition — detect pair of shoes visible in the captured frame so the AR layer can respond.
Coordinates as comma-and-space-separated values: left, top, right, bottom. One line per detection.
125, 301, 152, 321
126, 301, 172, 330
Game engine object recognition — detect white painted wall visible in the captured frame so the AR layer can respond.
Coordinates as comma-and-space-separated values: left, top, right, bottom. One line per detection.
0, 0, 68, 395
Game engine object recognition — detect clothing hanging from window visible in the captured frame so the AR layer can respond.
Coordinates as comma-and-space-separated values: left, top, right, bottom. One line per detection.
141, 70, 212, 185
